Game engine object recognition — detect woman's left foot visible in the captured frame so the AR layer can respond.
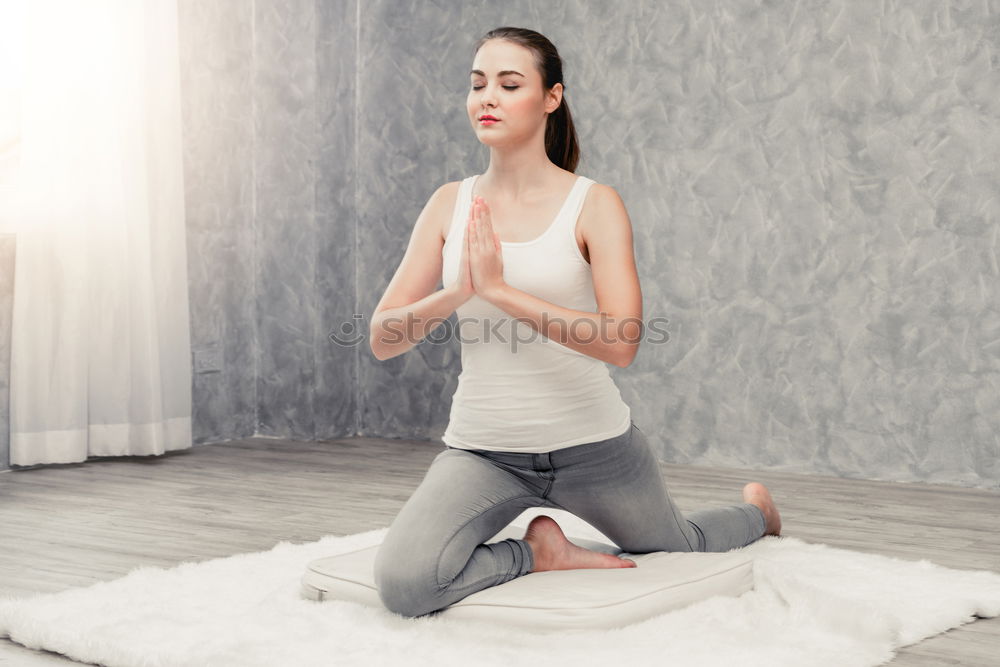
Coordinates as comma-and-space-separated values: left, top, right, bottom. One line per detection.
742, 482, 782, 536
522, 515, 636, 572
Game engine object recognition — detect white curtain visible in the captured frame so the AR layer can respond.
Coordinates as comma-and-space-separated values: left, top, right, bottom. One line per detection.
0, 0, 192, 465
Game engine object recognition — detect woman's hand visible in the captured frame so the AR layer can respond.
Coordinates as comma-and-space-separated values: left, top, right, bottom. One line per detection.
468, 195, 506, 298
454, 200, 476, 301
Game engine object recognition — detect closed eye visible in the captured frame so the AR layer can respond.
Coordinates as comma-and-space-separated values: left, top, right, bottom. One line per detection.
471, 85, 519, 91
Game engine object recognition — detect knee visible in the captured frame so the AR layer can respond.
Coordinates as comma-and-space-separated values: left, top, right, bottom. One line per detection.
373, 544, 441, 618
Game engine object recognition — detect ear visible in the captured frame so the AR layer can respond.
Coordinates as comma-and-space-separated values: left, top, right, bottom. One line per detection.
546, 83, 563, 114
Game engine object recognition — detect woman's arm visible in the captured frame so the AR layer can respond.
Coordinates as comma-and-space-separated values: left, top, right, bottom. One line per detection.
371, 286, 469, 361
370, 182, 470, 361
479, 184, 643, 367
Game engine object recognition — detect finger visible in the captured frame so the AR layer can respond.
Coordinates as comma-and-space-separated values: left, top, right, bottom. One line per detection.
476, 199, 487, 228
482, 206, 496, 250
470, 204, 480, 246
477, 203, 489, 250
477, 214, 488, 250
480, 199, 491, 227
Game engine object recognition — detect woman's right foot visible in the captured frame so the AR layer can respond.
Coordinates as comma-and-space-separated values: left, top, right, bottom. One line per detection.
742, 482, 782, 536
522, 515, 636, 572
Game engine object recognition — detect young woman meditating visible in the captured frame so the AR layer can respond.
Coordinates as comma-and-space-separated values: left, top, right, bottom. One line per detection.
369, 26, 781, 619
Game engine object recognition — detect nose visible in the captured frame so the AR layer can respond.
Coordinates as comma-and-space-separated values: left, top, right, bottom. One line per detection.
479, 84, 497, 109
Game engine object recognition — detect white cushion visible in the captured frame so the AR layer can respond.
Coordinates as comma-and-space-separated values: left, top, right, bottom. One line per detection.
301, 508, 755, 632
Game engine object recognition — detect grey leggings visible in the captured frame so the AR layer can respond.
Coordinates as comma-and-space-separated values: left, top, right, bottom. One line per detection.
373, 421, 767, 618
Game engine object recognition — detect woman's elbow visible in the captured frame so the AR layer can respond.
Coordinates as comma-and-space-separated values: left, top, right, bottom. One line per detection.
370, 332, 409, 362
613, 344, 639, 368
369, 328, 391, 362
369, 338, 398, 362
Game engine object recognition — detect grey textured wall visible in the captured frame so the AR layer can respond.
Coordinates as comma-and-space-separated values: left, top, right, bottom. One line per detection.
254, 0, 359, 439
178, 0, 258, 446
179, 0, 358, 448
2, 1, 997, 490
354, 0, 1000, 489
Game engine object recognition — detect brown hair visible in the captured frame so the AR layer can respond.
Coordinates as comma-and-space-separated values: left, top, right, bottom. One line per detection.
473, 27, 580, 173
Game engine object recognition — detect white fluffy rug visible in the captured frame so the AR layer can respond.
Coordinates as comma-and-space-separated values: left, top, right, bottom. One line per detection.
2, 509, 999, 667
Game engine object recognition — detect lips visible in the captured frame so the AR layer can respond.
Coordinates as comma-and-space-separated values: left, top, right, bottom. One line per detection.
479, 115, 499, 121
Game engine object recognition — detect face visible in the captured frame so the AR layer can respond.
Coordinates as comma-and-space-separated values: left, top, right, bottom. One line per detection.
467, 39, 562, 147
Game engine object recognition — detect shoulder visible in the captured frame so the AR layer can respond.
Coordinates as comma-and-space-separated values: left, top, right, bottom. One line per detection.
582, 180, 624, 205
427, 179, 464, 241
438, 179, 463, 197
579, 180, 630, 230
428, 179, 462, 205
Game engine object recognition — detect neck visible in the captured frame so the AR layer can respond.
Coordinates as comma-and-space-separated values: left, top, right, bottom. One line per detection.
480, 124, 559, 202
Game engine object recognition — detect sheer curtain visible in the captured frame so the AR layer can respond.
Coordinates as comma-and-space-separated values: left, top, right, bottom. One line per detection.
0, 0, 192, 465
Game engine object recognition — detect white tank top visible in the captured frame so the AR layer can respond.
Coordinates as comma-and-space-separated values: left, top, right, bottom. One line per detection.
440, 173, 632, 452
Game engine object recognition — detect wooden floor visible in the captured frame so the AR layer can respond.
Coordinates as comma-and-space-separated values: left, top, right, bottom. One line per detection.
0, 436, 998, 665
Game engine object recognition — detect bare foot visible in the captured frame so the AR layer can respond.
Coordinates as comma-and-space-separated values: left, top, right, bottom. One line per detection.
742, 482, 782, 536
522, 515, 637, 573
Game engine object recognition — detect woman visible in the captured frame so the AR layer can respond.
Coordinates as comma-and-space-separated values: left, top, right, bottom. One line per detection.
368, 27, 781, 619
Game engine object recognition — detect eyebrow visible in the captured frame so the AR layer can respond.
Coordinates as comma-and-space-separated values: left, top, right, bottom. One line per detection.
470, 69, 525, 78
